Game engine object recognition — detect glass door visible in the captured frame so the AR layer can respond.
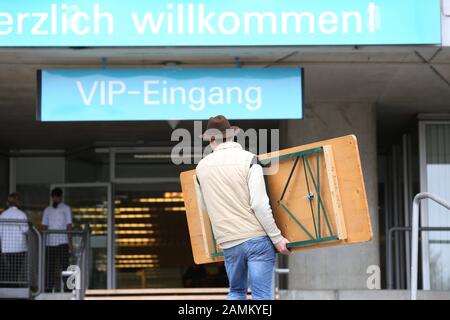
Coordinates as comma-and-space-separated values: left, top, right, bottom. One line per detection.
50, 183, 113, 289
113, 182, 228, 289
113, 183, 191, 288
107, 147, 228, 289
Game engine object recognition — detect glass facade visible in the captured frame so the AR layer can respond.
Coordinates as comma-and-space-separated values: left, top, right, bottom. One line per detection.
424, 123, 450, 291
14, 157, 65, 226
63, 148, 227, 289
60, 185, 110, 289
114, 187, 192, 288
0, 156, 7, 211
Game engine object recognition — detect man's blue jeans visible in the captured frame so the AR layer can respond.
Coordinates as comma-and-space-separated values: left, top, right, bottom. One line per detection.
223, 236, 276, 300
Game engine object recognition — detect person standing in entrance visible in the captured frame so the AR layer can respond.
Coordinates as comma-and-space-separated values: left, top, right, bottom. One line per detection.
196, 115, 291, 300
42, 188, 72, 292
0, 193, 29, 286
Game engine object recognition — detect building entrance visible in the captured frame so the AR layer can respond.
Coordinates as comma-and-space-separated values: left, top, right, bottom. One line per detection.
22, 146, 229, 290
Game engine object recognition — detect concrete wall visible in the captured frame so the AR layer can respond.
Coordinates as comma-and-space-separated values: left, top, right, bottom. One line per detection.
281, 102, 379, 290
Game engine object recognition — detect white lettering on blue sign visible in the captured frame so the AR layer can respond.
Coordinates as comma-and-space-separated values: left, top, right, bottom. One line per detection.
75, 80, 262, 111
38, 68, 303, 121
0, 1, 441, 46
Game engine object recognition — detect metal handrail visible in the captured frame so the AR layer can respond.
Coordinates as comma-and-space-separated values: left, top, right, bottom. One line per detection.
40, 227, 90, 299
0, 219, 90, 299
81, 225, 90, 300
411, 193, 450, 300
0, 219, 43, 298
30, 225, 43, 297
387, 226, 450, 290
272, 255, 289, 300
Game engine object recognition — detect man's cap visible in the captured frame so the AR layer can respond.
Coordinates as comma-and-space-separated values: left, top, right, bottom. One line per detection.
200, 115, 240, 141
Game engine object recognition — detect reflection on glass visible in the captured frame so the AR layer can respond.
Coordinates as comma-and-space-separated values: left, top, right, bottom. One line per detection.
114, 187, 227, 289
64, 187, 108, 289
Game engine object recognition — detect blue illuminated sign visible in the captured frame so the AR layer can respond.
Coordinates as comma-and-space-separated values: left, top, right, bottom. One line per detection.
37, 68, 304, 121
0, 0, 442, 47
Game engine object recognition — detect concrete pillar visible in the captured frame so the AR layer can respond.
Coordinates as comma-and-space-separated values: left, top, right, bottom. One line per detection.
281, 102, 379, 290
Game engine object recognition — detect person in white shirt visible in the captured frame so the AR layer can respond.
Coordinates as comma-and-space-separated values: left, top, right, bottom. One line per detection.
41, 188, 72, 292
0, 192, 29, 286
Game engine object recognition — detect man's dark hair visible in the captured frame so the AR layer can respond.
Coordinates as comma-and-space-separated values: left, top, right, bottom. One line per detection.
51, 188, 63, 197
7, 192, 20, 207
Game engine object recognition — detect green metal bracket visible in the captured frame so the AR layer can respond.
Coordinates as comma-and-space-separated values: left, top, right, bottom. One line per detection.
209, 220, 224, 258
268, 147, 339, 249
208, 147, 339, 256
211, 252, 224, 258
287, 236, 339, 249
260, 147, 323, 166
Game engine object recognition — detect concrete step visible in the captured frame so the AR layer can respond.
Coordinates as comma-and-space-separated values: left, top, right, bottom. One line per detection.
279, 289, 450, 300
34, 288, 450, 300
85, 294, 230, 300
34, 293, 74, 300
85, 288, 242, 300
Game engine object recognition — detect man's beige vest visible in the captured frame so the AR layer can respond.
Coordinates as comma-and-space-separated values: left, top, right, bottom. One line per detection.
196, 142, 267, 245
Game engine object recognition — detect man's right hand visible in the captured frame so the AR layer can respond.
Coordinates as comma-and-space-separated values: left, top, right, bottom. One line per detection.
275, 237, 291, 255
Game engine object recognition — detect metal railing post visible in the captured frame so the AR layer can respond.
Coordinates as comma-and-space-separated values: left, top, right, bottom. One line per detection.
411, 192, 450, 300
40, 231, 46, 294
80, 225, 90, 300
31, 226, 43, 297
272, 256, 289, 300
387, 227, 395, 289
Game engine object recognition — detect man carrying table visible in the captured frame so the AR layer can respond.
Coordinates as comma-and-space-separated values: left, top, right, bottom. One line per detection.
196, 115, 291, 301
